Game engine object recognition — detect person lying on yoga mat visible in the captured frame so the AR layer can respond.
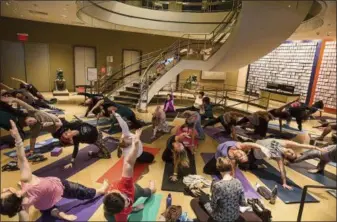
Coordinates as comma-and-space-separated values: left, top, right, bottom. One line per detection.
200, 97, 214, 120
162, 134, 192, 182
176, 124, 198, 153
314, 122, 336, 141
236, 111, 274, 138
251, 136, 325, 190
203, 141, 262, 176
203, 111, 245, 140
114, 111, 154, 163
176, 91, 205, 112
200, 157, 247, 222
103, 129, 157, 222
293, 144, 336, 174
152, 106, 171, 139
183, 110, 205, 140
91, 97, 143, 130
1, 96, 62, 155
0, 120, 110, 221
1, 83, 61, 111
52, 119, 111, 169
164, 93, 175, 113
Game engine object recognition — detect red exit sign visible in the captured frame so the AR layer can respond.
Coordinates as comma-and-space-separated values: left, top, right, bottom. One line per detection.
17, 33, 29, 42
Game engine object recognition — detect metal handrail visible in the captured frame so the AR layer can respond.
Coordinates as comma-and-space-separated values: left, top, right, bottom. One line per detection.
297, 185, 337, 222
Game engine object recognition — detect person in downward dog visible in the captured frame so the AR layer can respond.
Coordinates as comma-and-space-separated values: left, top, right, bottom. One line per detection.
103, 129, 156, 221
0, 120, 109, 221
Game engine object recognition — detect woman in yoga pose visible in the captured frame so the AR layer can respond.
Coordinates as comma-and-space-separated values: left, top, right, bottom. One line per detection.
0, 120, 110, 221
183, 110, 205, 140
11, 77, 48, 102
236, 110, 274, 138
81, 93, 104, 117
162, 134, 192, 182
152, 106, 171, 139
200, 157, 247, 222
315, 122, 336, 141
203, 111, 245, 140
91, 97, 143, 130
200, 97, 214, 120
176, 124, 198, 153
1, 96, 62, 155
52, 119, 111, 169
103, 129, 156, 221
114, 111, 154, 163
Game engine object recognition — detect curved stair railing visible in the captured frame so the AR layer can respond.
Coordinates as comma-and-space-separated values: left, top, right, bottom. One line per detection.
96, 0, 242, 108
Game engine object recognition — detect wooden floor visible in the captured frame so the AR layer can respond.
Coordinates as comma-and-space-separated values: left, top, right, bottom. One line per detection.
1, 93, 336, 221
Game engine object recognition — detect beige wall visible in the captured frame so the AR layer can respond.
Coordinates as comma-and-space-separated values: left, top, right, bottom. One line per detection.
0, 17, 176, 91
236, 65, 248, 92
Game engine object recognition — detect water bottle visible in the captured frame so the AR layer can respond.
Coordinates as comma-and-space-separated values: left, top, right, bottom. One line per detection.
166, 193, 172, 209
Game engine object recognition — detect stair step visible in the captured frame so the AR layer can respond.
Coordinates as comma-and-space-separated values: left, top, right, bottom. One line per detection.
119, 91, 140, 97
113, 100, 137, 108
126, 86, 139, 92
114, 95, 139, 102
133, 82, 140, 88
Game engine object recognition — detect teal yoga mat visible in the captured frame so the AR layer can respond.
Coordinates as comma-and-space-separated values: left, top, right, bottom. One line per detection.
128, 194, 163, 222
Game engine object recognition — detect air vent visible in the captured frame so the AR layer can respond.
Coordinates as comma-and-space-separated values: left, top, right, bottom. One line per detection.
28, 10, 48, 16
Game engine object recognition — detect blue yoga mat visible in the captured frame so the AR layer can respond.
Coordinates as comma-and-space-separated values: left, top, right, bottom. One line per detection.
288, 161, 336, 187
4, 138, 60, 158
251, 160, 319, 204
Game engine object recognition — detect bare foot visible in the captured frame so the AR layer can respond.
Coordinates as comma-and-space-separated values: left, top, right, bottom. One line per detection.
51, 209, 77, 221
97, 179, 110, 195
149, 180, 156, 194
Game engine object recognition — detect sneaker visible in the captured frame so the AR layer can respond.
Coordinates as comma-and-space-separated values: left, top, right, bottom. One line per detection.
270, 185, 277, 204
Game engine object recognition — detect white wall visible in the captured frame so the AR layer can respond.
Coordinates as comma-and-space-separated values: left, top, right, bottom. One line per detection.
236, 66, 248, 92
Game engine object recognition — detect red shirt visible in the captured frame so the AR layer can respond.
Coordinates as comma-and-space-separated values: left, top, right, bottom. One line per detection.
110, 177, 135, 222
176, 127, 198, 147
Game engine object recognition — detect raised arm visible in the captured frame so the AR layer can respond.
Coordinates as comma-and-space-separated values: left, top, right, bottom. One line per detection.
283, 140, 325, 152
0, 82, 13, 90
11, 77, 28, 85
3, 97, 36, 111
122, 129, 142, 178
89, 99, 104, 114
9, 120, 32, 183
276, 158, 292, 190
113, 111, 131, 136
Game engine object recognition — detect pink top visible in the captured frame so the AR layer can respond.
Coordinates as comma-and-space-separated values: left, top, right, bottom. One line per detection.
176, 127, 198, 147
21, 177, 64, 211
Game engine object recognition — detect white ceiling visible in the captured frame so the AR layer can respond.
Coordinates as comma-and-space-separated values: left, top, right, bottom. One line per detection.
1, 0, 336, 39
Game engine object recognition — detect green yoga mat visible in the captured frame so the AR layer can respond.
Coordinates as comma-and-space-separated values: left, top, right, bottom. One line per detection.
128, 194, 163, 222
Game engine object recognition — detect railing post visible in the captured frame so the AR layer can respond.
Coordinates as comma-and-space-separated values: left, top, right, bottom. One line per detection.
247, 87, 252, 112
297, 186, 308, 222
266, 91, 271, 109
215, 89, 218, 104
187, 34, 190, 59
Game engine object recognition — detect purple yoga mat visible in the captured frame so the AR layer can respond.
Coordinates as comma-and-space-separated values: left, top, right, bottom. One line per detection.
34, 137, 118, 222
201, 152, 260, 199
203, 127, 234, 143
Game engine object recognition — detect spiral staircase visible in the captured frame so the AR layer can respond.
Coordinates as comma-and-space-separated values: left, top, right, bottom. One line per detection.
97, 0, 315, 111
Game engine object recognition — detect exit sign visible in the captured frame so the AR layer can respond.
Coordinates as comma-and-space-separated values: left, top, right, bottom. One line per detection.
17, 33, 28, 42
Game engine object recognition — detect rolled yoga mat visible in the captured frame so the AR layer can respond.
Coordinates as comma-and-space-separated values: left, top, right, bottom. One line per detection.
161, 151, 197, 193
200, 152, 260, 199
35, 137, 118, 222
250, 160, 319, 204
288, 161, 336, 187
96, 146, 160, 184
128, 194, 163, 222
4, 138, 60, 158
140, 125, 174, 144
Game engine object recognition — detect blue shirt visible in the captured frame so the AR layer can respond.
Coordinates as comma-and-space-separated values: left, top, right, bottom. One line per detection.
215, 141, 238, 159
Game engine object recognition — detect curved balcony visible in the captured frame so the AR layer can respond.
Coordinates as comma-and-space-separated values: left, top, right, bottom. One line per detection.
118, 0, 236, 13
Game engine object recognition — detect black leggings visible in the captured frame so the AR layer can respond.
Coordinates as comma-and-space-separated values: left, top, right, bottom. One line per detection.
62, 180, 96, 200
203, 156, 220, 176
294, 146, 336, 170
137, 151, 155, 163
129, 113, 143, 129
203, 116, 233, 134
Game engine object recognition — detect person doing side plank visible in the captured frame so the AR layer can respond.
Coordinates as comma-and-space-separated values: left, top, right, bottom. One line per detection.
103, 129, 156, 222
0, 120, 109, 221
114, 111, 154, 163
1, 96, 62, 154
52, 119, 111, 169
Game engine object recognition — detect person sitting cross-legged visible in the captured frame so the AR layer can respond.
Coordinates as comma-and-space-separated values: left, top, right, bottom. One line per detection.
0, 120, 110, 221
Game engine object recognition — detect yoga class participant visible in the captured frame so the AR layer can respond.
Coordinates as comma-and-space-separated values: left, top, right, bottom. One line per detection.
203, 141, 259, 176
293, 144, 336, 173
164, 93, 175, 113
114, 111, 154, 163
152, 106, 171, 139
203, 111, 245, 140
162, 134, 192, 182
103, 129, 156, 221
82, 93, 104, 117
1, 96, 62, 155
236, 110, 274, 137
91, 97, 143, 129
176, 91, 205, 112
200, 97, 214, 120
176, 124, 198, 153
52, 119, 111, 169
315, 122, 336, 141
183, 110, 205, 140
251, 135, 325, 190
11, 77, 48, 102
0, 120, 110, 221
200, 157, 246, 222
